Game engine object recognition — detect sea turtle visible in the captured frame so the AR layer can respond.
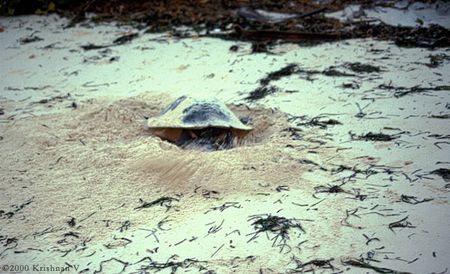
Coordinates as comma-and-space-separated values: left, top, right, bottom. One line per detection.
146, 96, 252, 150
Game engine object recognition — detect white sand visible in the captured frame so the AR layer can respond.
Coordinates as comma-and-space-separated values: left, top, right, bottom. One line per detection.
0, 14, 449, 273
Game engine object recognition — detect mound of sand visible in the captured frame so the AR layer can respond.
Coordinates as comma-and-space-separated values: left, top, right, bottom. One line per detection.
1, 93, 344, 270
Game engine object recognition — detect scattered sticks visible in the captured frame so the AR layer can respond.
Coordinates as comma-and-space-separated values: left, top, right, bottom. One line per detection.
400, 195, 433, 205
378, 83, 450, 98
350, 131, 399, 142
342, 257, 411, 274
247, 214, 304, 252
134, 196, 179, 212
388, 216, 415, 232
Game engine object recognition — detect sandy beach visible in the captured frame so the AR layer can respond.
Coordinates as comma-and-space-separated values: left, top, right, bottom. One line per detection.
1, 10, 449, 274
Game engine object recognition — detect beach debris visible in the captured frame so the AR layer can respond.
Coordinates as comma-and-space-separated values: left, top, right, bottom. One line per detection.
233, 25, 341, 42
429, 114, 450, 119
294, 116, 342, 129
201, 189, 220, 200
393, 24, 450, 48
322, 67, 355, 77
94, 257, 129, 274
294, 258, 335, 271
146, 96, 252, 150
134, 197, 179, 212
32, 93, 72, 105
314, 184, 345, 194
344, 62, 381, 74
0, 197, 34, 219
19, 35, 43, 44
400, 195, 433, 205
362, 233, 380, 245
245, 64, 300, 100
378, 83, 450, 98
425, 53, 450, 68
81, 43, 108, 51
247, 214, 304, 250
388, 216, 415, 231
236, 7, 299, 23
81, 32, 139, 50
67, 217, 76, 227
205, 202, 241, 213
245, 86, 279, 101
112, 33, 139, 45
350, 131, 399, 142
251, 41, 270, 53
275, 185, 289, 192
61, 0, 450, 47
430, 168, 450, 182
342, 257, 412, 274
137, 256, 208, 273
260, 64, 299, 86
342, 82, 360, 89
246, 61, 378, 101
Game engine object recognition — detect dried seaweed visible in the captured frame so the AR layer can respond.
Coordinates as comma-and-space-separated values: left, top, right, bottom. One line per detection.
205, 220, 224, 236
32, 93, 71, 105
19, 35, 43, 44
430, 168, 450, 182
211, 243, 224, 258
67, 217, 76, 227
251, 41, 270, 53
341, 207, 363, 229
205, 202, 241, 213
0, 197, 34, 219
297, 159, 328, 171
344, 62, 381, 73
320, 184, 345, 194
297, 258, 335, 271
388, 216, 415, 232
363, 233, 380, 245
201, 189, 220, 199
276, 185, 289, 192
80, 43, 108, 51
313, 184, 361, 199
247, 214, 304, 251
322, 67, 355, 77
134, 197, 179, 211
296, 116, 342, 129
400, 195, 433, 205
378, 84, 450, 98
113, 33, 139, 45
138, 256, 208, 273
118, 220, 131, 232
234, 26, 341, 43
260, 64, 299, 86
428, 134, 450, 140
342, 257, 411, 274
93, 257, 129, 274
245, 85, 279, 101
283, 127, 303, 141
350, 131, 399, 142
429, 114, 450, 119
425, 53, 450, 68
